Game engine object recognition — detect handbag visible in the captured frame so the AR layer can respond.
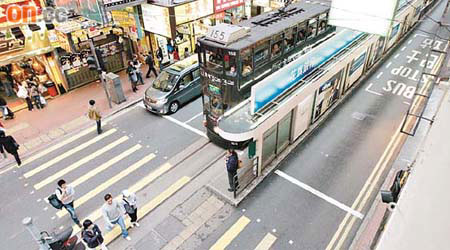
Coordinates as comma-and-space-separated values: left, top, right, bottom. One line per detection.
40, 95, 46, 105
130, 71, 138, 83
123, 199, 135, 214
48, 189, 63, 210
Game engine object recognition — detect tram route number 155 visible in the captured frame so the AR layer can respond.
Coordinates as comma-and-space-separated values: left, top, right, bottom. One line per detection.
208, 29, 225, 42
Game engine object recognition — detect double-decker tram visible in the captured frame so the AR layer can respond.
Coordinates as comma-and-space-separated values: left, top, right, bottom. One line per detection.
198, 0, 335, 148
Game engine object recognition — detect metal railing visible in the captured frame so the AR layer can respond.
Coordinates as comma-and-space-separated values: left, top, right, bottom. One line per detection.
233, 157, 259, 199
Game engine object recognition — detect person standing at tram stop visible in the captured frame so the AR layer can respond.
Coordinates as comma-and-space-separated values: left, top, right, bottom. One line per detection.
82, 219, 108, 250
88, 100, 102, 135
121, 189, 139, 228
226, 149, 239, 192
0, 130, 21, 166
102, 193, 131, 241
56, 179, 82, 227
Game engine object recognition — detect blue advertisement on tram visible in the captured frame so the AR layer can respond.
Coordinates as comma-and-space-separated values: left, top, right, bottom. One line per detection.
251, 29, 363, 113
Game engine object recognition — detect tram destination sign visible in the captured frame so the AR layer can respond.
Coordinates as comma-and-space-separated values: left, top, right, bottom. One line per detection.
205, 23, 249, 45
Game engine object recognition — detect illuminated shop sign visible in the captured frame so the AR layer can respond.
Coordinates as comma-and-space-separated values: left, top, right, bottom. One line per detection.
175, 0, 214, 25
142, 3, 172, 38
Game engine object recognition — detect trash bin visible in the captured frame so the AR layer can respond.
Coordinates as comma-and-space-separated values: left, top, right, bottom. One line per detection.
44, 81, 58, 97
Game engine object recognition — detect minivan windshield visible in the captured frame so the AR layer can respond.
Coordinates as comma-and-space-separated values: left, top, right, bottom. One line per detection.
152, 71, 179, 92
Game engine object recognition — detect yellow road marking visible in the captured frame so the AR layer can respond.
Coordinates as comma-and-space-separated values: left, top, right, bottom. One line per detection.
210, 216, 251, 250
104, 176, 191, 244
19, 124, 103, 168
24, 129, 116, 178
56, 153, 156, 218
325, 121, 403, 250
71, 162, 175, 235
34, 136, 128, 190
254, 233, 277, 250
71, 144, 141, 188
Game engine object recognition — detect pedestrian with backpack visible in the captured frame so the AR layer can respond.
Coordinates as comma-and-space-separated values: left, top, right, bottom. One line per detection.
82, 219, 108, 250
0, 130, 20, 165
121, 189, 139, 228
88, 100, 102, 135
56, 179, 82, 227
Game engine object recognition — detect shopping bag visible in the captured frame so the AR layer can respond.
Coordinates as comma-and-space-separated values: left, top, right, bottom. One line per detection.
40, 96, 47, 105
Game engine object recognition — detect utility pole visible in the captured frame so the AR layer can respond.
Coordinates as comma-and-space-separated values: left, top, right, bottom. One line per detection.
88, 39, 113, 108
22, 217, 50, 250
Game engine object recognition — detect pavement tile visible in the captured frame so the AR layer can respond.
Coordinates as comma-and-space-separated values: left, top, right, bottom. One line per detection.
195, 203, 234, 241
181, 218, 193, 226
60, 116, 90, 133
155, 215, 186, 242
7, 122, 29, 134
39, 134, 52, 143
47, 128, 66, 139
161, 242, 178, 250
170, 235, 185, 247
134, 228, 167, 250
178, 233, 203, 250
23, 137, 42, 150
170, 187, 211, 222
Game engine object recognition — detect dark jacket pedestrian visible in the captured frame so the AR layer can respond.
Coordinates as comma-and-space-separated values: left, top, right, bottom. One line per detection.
82, 219, 108, 250
126, 61, 138, 92
0, 131, 21, 166
0, 96, 13, 120
145, 54, 158, 78
225, 149, 239, 192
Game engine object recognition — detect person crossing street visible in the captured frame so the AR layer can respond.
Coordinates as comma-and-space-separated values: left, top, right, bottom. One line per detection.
56, 179, 82, 227
0, 130, 20, 165
102, 193, 131, 241
121, 189, 139, 228
88, 100, 102, 135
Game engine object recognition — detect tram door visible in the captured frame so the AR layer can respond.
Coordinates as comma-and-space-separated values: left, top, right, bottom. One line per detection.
293, 95, 313, 140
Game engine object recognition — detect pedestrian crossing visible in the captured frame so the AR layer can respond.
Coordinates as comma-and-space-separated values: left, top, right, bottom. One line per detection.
19, 123, 282, 249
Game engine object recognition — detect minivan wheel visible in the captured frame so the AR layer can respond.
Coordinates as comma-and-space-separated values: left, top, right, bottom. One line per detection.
169, 101, 179, 114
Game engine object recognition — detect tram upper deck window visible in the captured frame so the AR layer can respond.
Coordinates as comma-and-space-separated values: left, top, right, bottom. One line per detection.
205, 48, 224, 74
224, 51, 237, 77
254, 39, 269, 67
271, 34, 283, 59
317, 13, 328, 34
284, 28, 295, 52
307, 18, 318, 39
240, 48, 253, 78
296, 22, 307, 44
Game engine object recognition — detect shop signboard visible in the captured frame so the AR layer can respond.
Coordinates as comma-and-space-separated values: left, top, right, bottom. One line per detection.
103, 0, 146, 11
78, 0, 104, 24
214, 0, 244, 13
253, 0, 270, 8
270, 0, 285, 9
55, 0, 80, 13
142, 3, 172, 38
175, 0, 214, 25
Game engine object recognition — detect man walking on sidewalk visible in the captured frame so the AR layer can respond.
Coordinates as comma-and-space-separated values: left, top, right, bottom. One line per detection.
226, 149, 239, 192
102, 193, 131, 241
88, 100, 102, 134
145, 53, 158, 78
56, 179, 82, 227
0, 131, 20, 165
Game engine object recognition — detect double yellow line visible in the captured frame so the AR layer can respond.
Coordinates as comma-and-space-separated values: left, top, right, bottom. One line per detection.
327, 40, 448, 250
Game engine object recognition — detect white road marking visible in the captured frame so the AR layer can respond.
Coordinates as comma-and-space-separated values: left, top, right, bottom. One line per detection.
414, 33, 429, 38
275, 170, 364, 219
162, 115, 207, 138
408, 39, 413, 44
403, 101, 411, 105
43, 206, 48, 211
385, 62, 392, 68
365, 83, 383, 96
376, 72, 383, 79
184, 112, 203, 124
401, 46, 407, 51
394, 53, 400, 59
272, 229, 277, 233
37, 198, 41, 202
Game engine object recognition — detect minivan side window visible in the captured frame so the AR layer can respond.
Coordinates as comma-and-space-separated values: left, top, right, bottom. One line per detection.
180, 72, 194, 88
192, 68, 200, 79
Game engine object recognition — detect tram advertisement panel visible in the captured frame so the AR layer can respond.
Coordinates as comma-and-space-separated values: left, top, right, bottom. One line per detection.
349, 52, 366, 76
313, 71, 342, 121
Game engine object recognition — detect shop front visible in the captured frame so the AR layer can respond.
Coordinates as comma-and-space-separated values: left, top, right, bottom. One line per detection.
54, 18, 129, 90
141, 0, 215, 68
0, 23, 64, 109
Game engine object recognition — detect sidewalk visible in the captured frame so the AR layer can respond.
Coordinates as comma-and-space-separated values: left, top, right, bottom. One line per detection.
0, 65, 156, 167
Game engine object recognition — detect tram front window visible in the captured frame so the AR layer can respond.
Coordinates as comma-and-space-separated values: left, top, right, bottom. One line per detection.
152, 71, 179, 92
205, 48, 223, 74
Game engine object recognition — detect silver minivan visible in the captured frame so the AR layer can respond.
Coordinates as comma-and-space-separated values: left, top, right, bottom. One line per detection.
143, 56, 201, 114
